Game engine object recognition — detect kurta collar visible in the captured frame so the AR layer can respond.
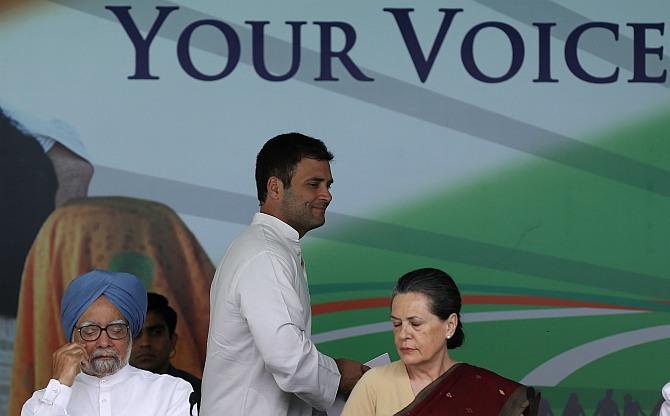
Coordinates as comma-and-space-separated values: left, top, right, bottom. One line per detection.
78, 363, 132, 387
253, 212, 300, 243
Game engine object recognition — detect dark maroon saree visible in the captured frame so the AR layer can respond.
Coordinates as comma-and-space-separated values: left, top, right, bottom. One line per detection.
394, 363, 539, 416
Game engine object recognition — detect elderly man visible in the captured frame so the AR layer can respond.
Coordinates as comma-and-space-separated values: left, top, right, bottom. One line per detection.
201, 133, 367, 416
21, 270, 195, 415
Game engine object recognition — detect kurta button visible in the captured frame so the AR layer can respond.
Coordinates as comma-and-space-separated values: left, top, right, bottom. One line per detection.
466, 408, 474, 413
446, 392, 453, 398
499, 389, 505, 395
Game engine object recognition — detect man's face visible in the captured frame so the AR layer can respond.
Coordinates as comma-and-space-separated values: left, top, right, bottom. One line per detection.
74, 296, 130, 377
278, 158, 333, 237
129, 311, 175, 373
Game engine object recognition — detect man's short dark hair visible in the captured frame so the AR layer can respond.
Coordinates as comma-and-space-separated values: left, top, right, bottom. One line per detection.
147, 292, 177, 336
255, 132, 334, 204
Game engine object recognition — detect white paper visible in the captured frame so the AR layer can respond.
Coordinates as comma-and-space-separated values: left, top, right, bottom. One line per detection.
327, 353, 391, 416
365, 353, 391, 368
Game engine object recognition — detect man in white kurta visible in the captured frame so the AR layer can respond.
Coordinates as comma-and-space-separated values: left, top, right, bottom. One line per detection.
201, 133, 367, 416
21, 269, 195, 416
22, 365, 194, 416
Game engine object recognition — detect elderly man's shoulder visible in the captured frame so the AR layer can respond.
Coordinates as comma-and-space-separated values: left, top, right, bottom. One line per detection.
128, 366, 193, 390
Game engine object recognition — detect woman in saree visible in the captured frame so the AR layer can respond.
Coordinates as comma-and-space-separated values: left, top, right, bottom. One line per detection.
342, 267, 538, 416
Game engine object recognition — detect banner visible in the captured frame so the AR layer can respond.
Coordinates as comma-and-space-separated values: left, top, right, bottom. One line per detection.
1, 1, 669, 414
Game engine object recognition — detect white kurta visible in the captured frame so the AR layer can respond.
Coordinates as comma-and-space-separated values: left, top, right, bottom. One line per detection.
21, 365, 195, 416
661, 381, 670, 416
201, 213, 340, 416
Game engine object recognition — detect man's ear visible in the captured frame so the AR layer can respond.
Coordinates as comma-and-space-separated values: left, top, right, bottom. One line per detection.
266, 176, 283, 200
170, 332, 178, 350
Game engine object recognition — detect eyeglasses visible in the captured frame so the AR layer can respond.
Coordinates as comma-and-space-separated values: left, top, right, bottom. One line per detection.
76, 323, 129, 341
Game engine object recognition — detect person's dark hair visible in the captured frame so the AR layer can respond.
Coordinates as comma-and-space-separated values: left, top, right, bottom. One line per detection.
146, 292, 177, 336
391, 268, 465, 349
255, 132, 333, 204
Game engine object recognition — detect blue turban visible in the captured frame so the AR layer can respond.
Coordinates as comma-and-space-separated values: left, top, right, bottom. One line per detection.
61, 269, 147, 341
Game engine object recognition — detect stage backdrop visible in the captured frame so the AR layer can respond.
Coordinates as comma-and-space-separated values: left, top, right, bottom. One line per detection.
1, 0, 669, 414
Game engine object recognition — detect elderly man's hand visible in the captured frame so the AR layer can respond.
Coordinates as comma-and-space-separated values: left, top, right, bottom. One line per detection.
335, 358, 370, 396
52, 343, 88, 386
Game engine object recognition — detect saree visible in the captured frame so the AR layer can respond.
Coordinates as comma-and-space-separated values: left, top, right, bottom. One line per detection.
8, 197, 214, 416
394, 363, 539, 416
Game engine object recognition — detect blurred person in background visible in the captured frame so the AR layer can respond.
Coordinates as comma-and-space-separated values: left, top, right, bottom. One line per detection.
131, 293, 201, 412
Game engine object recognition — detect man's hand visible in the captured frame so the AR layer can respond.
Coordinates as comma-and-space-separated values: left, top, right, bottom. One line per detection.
335, 358, 369, 396
52, 343, 88, 386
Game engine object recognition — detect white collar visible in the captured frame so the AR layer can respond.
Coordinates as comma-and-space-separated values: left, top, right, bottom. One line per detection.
78, 363, 133, 387
252, 212, 300, 243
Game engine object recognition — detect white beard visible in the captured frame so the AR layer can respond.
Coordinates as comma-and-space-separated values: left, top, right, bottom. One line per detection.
82, 339, 132, 377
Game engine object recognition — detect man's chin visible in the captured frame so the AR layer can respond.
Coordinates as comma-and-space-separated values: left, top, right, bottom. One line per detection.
83, 357, 124, 377
310, 216, 326, 227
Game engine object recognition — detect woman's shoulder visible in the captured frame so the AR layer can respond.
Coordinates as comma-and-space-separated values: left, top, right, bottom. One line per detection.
361, 360, 408, 383
370, 360, 407, 375
396, 363, 538, 416
342, 361, 413, 416
455, 363, 522, 389
453, 364, 539, 415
